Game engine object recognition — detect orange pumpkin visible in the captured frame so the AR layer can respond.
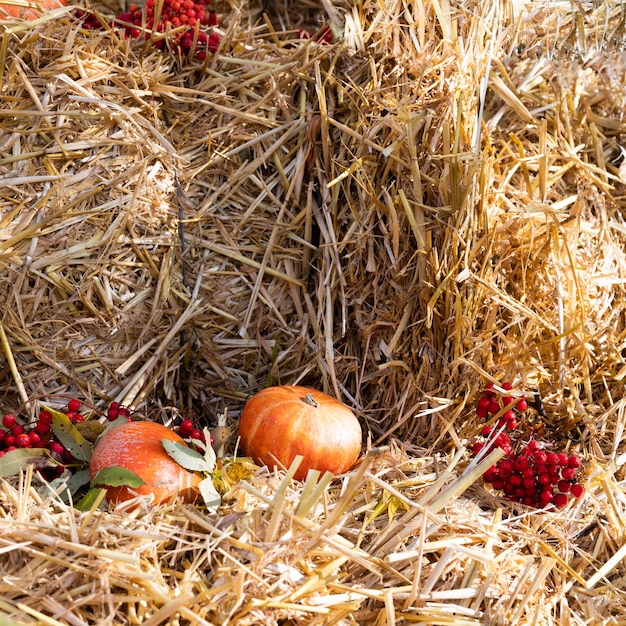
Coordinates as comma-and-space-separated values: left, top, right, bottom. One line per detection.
0, 0, 66, 20
238, 385, 362, 481
89, 421, 202, 506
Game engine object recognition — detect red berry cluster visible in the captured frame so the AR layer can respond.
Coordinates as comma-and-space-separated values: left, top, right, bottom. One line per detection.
105, 401, 132, 421
471, 382, 584, 509
0, 400, 84, 470
116, 0, 220, 59
176, 417, 214, 448
77, 0, 220, 60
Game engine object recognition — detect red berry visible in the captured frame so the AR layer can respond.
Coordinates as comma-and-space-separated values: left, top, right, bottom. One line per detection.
523, 476, 536, 489
179, 419, 194, 436
471, 441, 484, 456
28, 431, 42, 446
480, 425, 492, 437
16, 433, 31, 448
34, 421, 49, 435
4, 435, 15, 447
49, 441, 64, 455
38, 410, 52, 424
533, 451, 547, 465
546, 452, 559, 466
0, 430, 5, 442
526, 439, 540, 453
561, 467, 575, 481
2, 414, 16, 429
476, 396, 491, 411
558, 480, 571, 493
492, 479, 505, 490
501, 381, 513, 390
553, 493, 569, 508
502, 395, 515, 407
476, 405, 488, 418
11, 424, 25, 436
488, 398, 500, 415
514, 456, 529, 471
505, 416, 518, 430
495, 433, 510, 449
557, 452, 569, 466
484, 466, 499, 482
568, 455, 582, 469
539, 490, 553, 506
516, 397, 528, 411
107, 407, 120, 420
499, 459, 513, 476
537, 472, 551, 486
189, 428, 202, 440
509, 472, 523, 487
570, 483, 584, 498
503, 482, 516, 496
68, 398, 81, 413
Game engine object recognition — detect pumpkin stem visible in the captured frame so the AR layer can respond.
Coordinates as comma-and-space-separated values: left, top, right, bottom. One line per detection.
302, 393, 320, 408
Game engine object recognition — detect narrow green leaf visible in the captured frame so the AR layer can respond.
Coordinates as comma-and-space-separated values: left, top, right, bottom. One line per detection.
48, 406, 92, 463
91, 466, 146, 488
199, 476, 221, 511
0, 448, 50, 478
162, 439, 211, 473
75, 487, 107, 512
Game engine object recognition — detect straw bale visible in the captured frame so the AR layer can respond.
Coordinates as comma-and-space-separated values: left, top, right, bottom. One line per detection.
1, 0, 626, 623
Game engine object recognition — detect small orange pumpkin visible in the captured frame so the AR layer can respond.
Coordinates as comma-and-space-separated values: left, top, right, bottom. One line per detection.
238, 385, 362, 481
0, 0, 66, 20
89, 421, 202, 506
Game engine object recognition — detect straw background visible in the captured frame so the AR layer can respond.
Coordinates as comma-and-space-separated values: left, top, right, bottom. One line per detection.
1, 0, 626, 623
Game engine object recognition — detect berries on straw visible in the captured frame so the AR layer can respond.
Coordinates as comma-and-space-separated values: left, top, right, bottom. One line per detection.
78, 0, 221, 60
470, 381, 585, 510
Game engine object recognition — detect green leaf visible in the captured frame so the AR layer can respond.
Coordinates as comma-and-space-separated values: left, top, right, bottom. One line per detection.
162, 439, 212, 473
47, 406, 92, 463
91, 466, 146, 488
66, 468, 92, 493
75, 487, 107, 512
47, 468, 92, 503
199, 476, 221, 512
0, 448, 51, 478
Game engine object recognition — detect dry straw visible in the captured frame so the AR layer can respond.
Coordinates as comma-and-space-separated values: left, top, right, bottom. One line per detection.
1, 0, 626, 623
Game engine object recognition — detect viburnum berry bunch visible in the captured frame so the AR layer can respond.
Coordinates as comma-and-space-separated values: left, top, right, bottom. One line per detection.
79, 0, 221, 60
471, 382, 585, 509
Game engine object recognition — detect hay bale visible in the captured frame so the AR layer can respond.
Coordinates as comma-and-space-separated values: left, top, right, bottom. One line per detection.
1, 0, 626, 623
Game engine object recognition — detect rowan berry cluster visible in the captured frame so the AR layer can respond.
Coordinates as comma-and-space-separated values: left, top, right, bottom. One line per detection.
0, 399, 80, 467
0, 399, 131, 464
471, 382, 584, 509
78, 0, 220, 60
